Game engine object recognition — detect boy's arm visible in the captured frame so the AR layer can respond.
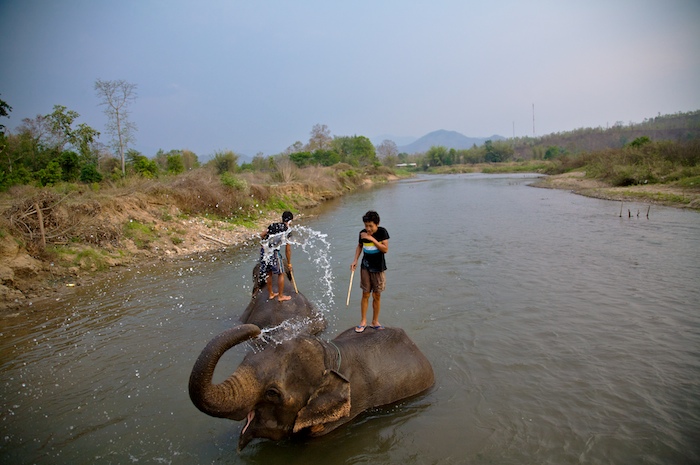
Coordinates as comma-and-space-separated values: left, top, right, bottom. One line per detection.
285, 243, 292, 267
351, 243, 362, 271
361, 233, 388, 254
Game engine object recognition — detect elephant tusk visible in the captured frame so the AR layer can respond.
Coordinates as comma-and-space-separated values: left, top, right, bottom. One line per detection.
242, 411, 255, 435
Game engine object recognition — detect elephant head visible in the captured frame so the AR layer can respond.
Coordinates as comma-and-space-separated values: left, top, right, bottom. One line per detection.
189, 324, 435, 451
189, 324, 350, 450
239, 265, 326, 335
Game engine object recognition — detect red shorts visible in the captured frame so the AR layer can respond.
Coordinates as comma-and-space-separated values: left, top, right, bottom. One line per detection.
360, 268, 386, 294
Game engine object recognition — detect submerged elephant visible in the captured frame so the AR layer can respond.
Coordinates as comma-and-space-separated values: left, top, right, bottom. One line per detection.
188, 323, 435, 450
239, 264, 326, 335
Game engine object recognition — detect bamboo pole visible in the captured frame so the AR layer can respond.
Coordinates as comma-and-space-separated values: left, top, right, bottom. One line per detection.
346, 269, 355, 306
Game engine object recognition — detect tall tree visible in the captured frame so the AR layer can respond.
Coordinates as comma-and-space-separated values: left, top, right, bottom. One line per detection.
94, 79, 137, 176
307, 123, 332, 151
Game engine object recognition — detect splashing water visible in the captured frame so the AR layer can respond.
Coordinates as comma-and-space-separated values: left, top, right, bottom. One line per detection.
260, 225, 335, 314
249, 316, 318, 352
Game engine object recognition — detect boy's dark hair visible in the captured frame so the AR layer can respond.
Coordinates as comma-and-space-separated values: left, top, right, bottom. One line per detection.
362, 210, 380, 224
282, 211, 294, 222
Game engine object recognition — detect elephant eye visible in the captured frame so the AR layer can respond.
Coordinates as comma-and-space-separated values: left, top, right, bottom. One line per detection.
265, 387, 281, 402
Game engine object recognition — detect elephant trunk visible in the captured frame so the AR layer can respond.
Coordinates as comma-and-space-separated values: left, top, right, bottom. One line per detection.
189, 324, 262, 420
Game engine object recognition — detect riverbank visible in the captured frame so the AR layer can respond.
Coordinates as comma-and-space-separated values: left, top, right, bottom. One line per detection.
0, 171, 397, 313
532, 171, 700, 209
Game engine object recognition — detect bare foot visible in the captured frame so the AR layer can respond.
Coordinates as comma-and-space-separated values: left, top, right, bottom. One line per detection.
278, 295, 292, 302
268, 293, 278, 300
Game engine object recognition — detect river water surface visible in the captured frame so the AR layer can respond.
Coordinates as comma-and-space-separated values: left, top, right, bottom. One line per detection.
2, 173, 699, 464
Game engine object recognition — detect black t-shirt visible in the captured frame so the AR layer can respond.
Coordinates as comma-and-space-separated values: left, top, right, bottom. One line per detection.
358, 226, 389, 272
266, 222, 290, 250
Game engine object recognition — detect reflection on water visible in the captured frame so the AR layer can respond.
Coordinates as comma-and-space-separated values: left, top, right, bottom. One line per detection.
1, 173, 699, 464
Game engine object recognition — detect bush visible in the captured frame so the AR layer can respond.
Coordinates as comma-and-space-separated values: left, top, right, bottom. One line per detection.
211, 150, 239, 174
80, 164, 103, 183
38, 160, 63, 186
220, 172, 248, 191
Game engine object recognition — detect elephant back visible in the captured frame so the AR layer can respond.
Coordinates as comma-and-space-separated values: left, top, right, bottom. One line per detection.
333, 327, 435, 407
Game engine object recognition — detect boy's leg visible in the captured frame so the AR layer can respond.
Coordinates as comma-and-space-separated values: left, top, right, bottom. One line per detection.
277, 273, 290, 301
266, 273, 277, 299
371, 291, 381, 327
360, 292, 370, 327
370, 271, 385, 328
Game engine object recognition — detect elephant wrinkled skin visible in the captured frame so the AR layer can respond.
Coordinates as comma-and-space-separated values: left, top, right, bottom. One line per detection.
239, 264, 326, 335
188, 324, 435, 450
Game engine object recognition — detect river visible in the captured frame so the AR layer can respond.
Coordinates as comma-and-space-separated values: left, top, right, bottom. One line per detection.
1, 173, 699, 464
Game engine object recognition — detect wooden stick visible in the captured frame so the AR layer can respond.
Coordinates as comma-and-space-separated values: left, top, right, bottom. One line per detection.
35, 203, 46, 249
290, 268, 298, 294
346, 269, 355, 306
199, 233, 230, 246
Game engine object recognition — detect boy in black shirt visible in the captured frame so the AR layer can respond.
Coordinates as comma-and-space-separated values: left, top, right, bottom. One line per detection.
350, 210, 389, 332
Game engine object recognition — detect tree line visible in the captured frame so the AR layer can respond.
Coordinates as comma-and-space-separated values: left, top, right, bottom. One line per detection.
0, 80, 140, 190
3, 82, 699, 191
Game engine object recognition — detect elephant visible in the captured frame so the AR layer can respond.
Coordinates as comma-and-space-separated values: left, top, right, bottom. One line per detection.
188, 323, 435, 451
239, 264, 326, 335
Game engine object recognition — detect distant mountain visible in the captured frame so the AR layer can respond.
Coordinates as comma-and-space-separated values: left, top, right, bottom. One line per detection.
372, 134, 418, 147
397, 130, 505, 154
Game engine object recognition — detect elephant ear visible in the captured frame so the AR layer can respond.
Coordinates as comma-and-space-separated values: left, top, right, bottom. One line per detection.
293, 369, 351, 434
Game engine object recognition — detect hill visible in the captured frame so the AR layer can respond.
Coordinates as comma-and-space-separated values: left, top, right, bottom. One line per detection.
398, 130, 505, 154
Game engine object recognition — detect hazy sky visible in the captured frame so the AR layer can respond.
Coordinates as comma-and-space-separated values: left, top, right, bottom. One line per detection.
1, 0, 699, 157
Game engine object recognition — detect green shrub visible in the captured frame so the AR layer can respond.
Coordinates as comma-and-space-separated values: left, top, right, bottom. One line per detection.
220, 172, 248, 191
123, 219, 157, 249
80, 164, 103, 183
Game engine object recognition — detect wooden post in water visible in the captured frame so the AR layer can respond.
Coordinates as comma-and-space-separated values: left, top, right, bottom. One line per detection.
646, 205, 651, 219
34, 203, 46, 249
619, 201, 623, 218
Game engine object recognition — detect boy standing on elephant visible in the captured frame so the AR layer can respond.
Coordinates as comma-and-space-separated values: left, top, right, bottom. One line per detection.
351, 210, 389, 332
260, 211, 294, 302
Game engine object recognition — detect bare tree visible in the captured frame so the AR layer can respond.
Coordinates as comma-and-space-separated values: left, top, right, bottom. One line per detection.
377, 139, 399, 166
94, 79, 137, 176
307, 123, 332, 151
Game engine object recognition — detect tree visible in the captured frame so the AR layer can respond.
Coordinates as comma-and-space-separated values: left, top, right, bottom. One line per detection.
166, 152, 185, 174
181, 149, 199, 171
377, 139, 399, 166
0, 95, 12, 173
332, 135, 376, 166
307, 123, 332, 151
0, 95, 11, 134
95, 79, 137, 176
425, 146, 449, 166
211, 150, 239, 174
46, 105, 100, 161
127, 149, 157, 178
483, 140, 514, 163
